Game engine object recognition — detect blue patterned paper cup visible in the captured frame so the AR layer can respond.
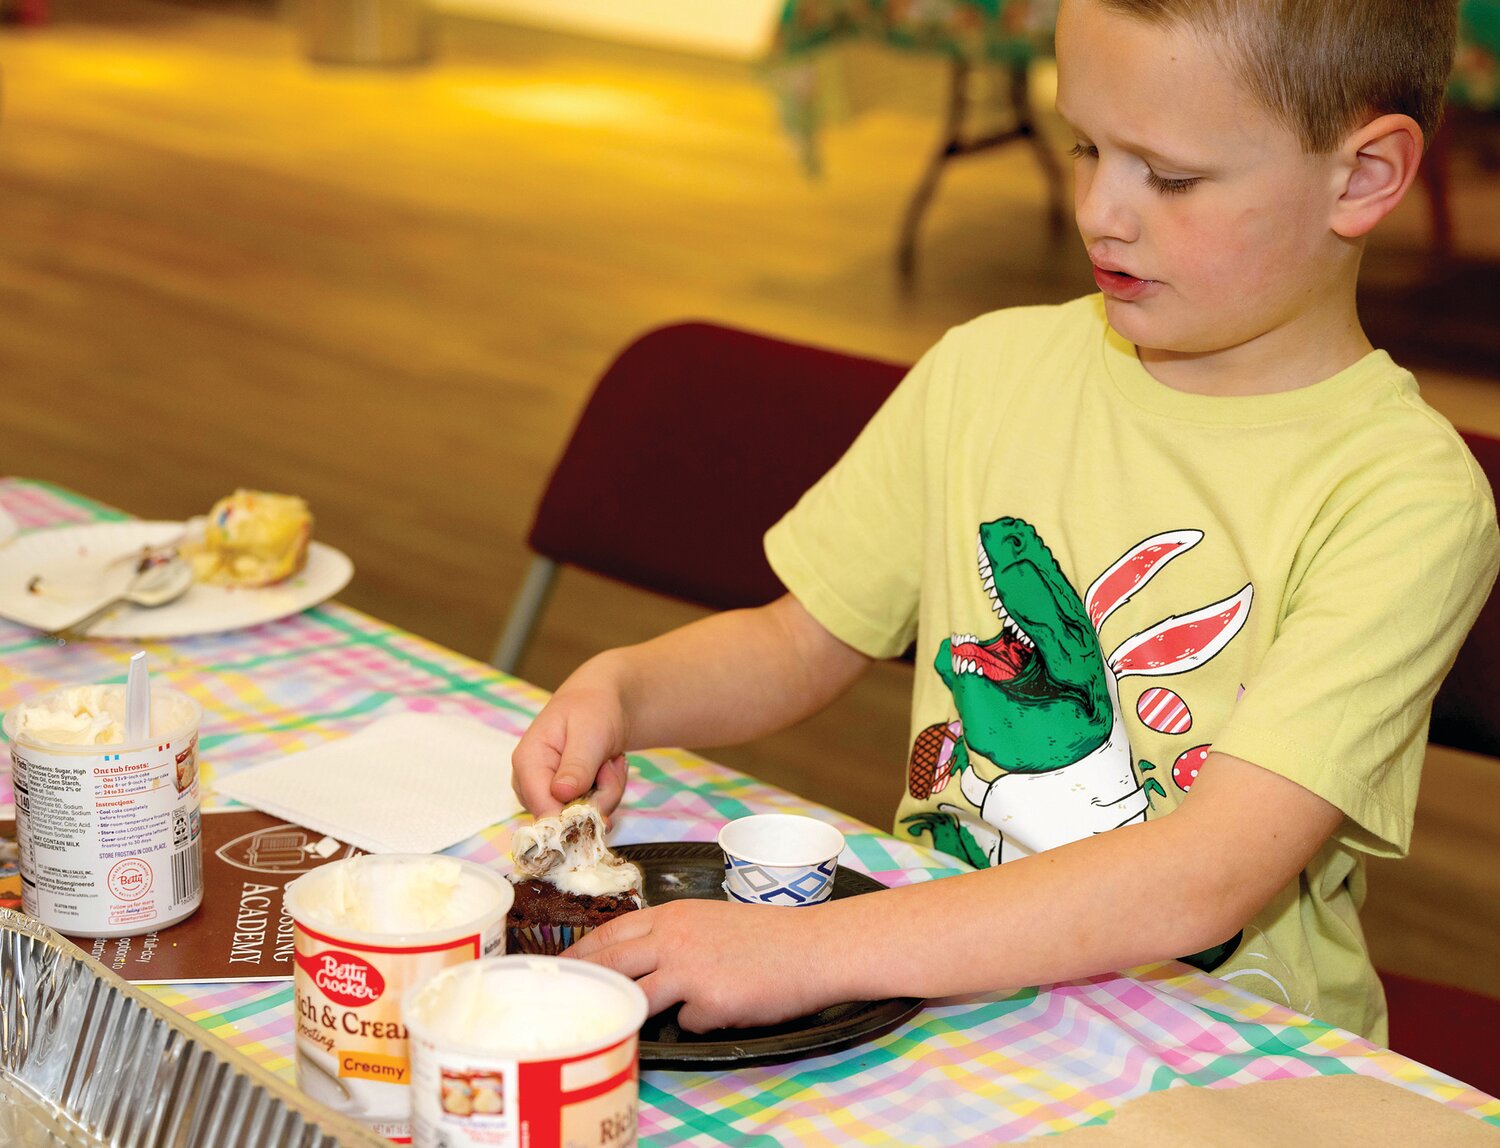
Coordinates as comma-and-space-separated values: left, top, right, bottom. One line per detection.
718, 814, 845, 907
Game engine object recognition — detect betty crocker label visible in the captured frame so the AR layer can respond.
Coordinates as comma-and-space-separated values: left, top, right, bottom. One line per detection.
296, 949, 386, 1007
291, 916, 504, 1142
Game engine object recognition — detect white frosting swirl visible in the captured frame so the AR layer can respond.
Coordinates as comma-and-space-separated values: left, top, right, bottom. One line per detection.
9, 685, 196, 746
408, 960, 638, 1052
511, 803, 642, 900
294, 856, 505, 934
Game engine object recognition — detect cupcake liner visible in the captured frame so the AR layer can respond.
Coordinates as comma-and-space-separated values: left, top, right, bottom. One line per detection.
506, 922, 595, 956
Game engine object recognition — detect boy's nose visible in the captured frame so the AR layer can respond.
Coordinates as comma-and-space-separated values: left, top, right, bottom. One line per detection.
1074, 168, 1138, 247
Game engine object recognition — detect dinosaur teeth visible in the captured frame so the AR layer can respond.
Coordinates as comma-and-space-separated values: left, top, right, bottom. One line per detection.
976, 537, 1010, 623
949, 650, 983, 676
999, 615, 1034, 649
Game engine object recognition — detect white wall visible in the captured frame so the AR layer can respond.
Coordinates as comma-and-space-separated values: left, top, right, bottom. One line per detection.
435, 0, 782, 61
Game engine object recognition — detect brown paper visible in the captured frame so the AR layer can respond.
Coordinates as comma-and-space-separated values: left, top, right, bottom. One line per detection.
1048, 1074, 1500, 1146
1, 810, 363, 982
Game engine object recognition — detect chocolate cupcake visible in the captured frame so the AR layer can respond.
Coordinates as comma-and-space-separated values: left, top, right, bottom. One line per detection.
506, 803, 643, 955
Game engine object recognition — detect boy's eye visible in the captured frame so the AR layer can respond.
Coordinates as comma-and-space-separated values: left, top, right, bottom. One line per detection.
1145, 171, 1200, 195
1068, 141, 1199, 194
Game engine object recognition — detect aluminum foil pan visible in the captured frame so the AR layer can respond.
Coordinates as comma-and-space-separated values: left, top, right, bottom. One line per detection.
0, 908, 387, 1148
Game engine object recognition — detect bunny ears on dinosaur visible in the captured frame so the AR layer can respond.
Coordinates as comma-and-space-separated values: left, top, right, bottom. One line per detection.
1085, 529, 1254, 679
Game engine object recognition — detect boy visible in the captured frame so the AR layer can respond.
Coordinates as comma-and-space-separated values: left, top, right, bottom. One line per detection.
512, 0, 1498, 1043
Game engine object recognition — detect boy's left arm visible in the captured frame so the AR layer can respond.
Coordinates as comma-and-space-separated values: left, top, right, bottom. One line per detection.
568, 750, 1338, 1030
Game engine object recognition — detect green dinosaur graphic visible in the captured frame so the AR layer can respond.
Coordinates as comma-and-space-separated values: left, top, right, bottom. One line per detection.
935, 518, 1113, 772
906, 520, 1252, 869
901, 519, 1254, 975
902, 811, 989, 869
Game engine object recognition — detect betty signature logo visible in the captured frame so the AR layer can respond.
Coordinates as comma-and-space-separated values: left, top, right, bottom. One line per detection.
295, 949, 385, 1007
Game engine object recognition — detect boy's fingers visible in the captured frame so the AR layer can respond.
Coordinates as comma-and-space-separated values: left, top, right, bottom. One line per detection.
550, 721, 614, 805
513, 772, 563, 817
594, 754, 629, 817
675, 998, 724, 1034
550, 766, 591, 803
634, 971, 684, 1019
563, 905, 652, 961
511, 733, 565, 817
571, 933, 660, 982
565, 912, 686, 1018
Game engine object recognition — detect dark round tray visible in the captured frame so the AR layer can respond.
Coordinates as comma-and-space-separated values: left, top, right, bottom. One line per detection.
616, 842, 925, 1070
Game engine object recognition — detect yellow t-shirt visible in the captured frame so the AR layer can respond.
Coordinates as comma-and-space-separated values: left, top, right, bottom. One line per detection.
764, 296, 1499, 1041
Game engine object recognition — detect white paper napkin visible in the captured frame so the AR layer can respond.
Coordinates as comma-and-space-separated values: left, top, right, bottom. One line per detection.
213, 712, 524, 854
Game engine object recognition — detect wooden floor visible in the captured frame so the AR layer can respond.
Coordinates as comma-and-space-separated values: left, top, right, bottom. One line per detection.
2, 0, 1497, 996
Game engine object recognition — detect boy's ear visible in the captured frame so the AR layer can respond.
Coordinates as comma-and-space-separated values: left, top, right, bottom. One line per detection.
1330, 113, 1425, 239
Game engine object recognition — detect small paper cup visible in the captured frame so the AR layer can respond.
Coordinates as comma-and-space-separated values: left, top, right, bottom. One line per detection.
718, 814, 845, 906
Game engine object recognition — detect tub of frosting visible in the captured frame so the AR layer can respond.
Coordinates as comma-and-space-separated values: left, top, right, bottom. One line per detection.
403, 956, 648, 1148
283, 854, 514, 1144
2, 683, 203, 938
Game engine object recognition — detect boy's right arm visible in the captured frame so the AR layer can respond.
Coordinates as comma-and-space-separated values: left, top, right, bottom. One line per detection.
511, 593, 874, 816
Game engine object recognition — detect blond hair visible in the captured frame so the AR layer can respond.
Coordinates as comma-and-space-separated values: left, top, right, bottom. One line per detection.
1098, 0, 1458, 151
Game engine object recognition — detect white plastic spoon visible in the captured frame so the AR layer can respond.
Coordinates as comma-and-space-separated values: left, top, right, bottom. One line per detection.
45, 551, 193, 642
125, 650, 150, 744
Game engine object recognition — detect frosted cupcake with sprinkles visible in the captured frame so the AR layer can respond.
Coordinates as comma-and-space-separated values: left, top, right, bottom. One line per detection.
506, 802, 643, 954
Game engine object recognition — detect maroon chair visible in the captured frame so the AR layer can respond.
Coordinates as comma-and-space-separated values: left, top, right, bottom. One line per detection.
1378, 428, 1500, 1097
1429, 430, 1500, 758
1381, 970, 1500, 1097
491, 321, 906, 673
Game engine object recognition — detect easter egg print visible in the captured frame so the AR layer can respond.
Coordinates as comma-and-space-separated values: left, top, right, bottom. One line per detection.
909, 720, 963, 799
1172, 744, 1211, 791
1135, 686, 1192, 734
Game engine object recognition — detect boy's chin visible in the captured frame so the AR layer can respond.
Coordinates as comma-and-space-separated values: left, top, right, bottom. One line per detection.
1101, 297, 1170, 350
1102, 298, 1227, 358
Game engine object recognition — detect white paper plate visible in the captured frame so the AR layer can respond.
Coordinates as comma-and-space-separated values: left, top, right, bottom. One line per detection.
0, 506, 17, 548
0, 521, 354, 639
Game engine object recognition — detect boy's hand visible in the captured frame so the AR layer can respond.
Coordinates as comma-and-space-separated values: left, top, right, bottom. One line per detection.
564, 899, 842, 1032
511, 596, 871, 821
512, 680, 631, 818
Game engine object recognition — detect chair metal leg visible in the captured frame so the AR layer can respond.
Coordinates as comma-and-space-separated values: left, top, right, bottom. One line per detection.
491, 555, 559, 676
1010, 62, 1068, 237
897, 58, 971, 287
897, 58, 1066, 286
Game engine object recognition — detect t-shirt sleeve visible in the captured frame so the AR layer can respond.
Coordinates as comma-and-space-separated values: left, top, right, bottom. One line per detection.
762, 339, 945, 659
1212, 451, 1500, 857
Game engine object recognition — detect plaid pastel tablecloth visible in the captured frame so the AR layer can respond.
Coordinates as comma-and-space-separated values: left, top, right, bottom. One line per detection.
1, 477, 1496, 1145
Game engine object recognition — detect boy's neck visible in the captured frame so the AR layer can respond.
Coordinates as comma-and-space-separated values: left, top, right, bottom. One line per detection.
1135, 299, 1375, 398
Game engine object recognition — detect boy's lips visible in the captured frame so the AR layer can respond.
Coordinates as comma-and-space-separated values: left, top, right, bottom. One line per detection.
1092, 264, 1158, 302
